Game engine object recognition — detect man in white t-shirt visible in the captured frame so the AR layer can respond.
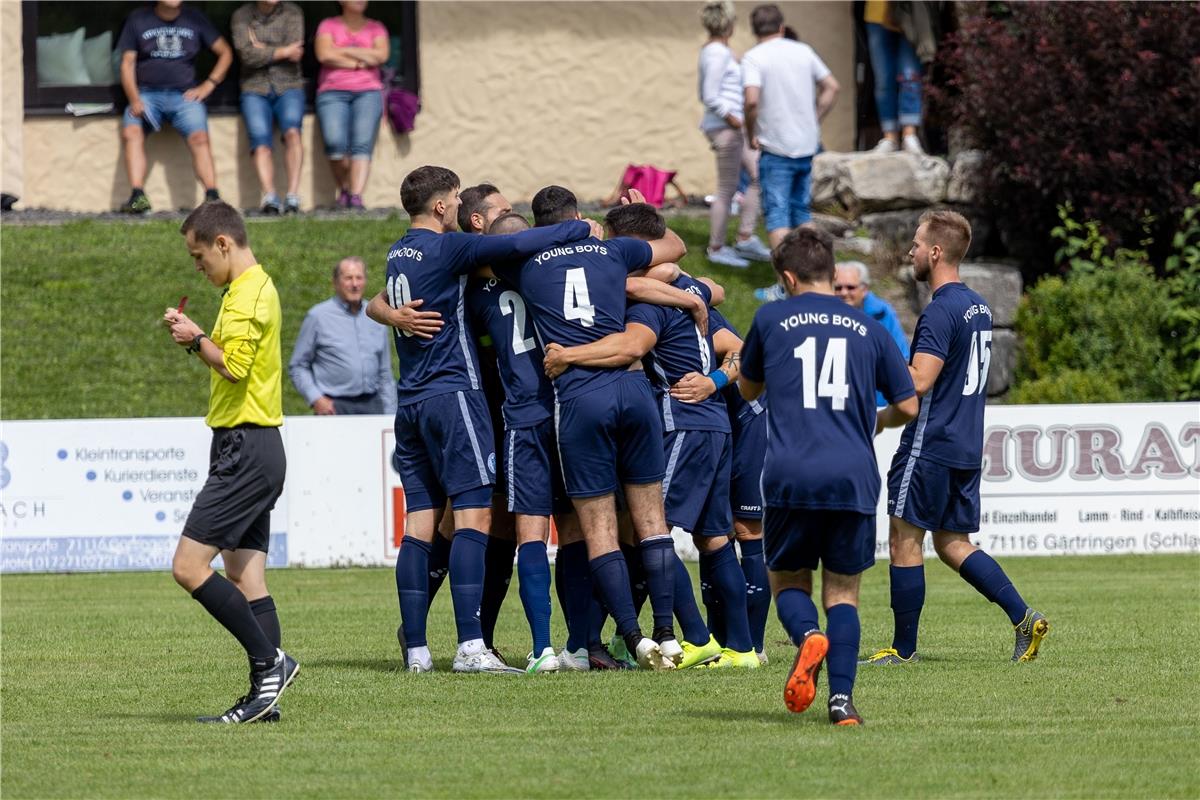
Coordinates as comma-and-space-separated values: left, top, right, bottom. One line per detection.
742, 5, 840, 248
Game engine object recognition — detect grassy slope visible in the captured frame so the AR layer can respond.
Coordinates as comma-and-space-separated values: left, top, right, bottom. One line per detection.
2, 555, 1198, 798
0, 216, 775, 420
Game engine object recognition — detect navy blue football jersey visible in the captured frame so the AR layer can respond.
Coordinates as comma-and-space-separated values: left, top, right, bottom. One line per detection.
709, 307, 767, 428
740, 291, 915, 512
384, 222, 590, 405
896, 282, 993, 469
466, 276, 555, 428
625, 276, 729, 433
494, 236, 653, 402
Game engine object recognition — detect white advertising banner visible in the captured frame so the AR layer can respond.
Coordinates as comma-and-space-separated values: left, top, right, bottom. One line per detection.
1, 403, 1197, 573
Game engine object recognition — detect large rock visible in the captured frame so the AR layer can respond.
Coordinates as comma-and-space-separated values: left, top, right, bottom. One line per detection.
988, 329, 1018, 396
830, 151, 950, 214
811, 152, 857, 208
808, 211, 855, 239
947, 149, 986, 204
904, 260, 1023, 327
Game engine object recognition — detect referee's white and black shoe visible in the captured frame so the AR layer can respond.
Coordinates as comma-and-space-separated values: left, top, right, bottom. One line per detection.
197, 649, 299, 724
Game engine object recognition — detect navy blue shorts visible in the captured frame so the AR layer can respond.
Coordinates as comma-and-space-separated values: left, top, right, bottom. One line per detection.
730, 410, 766, 520
555, 372, 665, 497
504, 417, 570, 517
663, 429, 733, 537
887, 451, 981, 534
763, 507, 876, 575
394, 390, 496, 512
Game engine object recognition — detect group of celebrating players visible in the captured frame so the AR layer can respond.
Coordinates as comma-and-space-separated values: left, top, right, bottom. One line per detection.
162, 163, 1048, 726
366, 166, 1050, 726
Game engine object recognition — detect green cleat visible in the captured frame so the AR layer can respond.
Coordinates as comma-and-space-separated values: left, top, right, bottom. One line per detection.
607, 635, 638, 670
705, 647, 762, 669
678, 635, 723, 669
859, 647, 919, 666
1013, 609, 1049, 662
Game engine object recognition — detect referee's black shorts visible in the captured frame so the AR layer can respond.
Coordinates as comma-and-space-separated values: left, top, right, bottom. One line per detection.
183, 425, 286, 553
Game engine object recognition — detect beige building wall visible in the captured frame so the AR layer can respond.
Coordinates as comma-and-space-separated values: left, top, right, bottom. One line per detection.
2, 0, 24, 198
10, 1, 855, 212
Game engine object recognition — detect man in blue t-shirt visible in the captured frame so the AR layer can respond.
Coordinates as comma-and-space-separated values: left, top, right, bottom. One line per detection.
865, 211, 1050, 668
493, 187, 693, 671
366, 166, 596, 675
670, 308, 772, 664
739, 224, 918, 725
834, 261, 911, 407
117, 1, 233, 213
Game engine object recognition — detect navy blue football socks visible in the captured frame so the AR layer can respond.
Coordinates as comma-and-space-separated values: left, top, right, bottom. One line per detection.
776, 587, 820, 646
589, 550, 640, 638
703, 542, 752, 652
959, 550, 1028, 624
480, 535, 517, 647
699, 551, 726, 645
738, 538, 770, 653
825, 603, 860, 698
588, 595, 608, 648
426, 531, 451, 606
889, 564, 925, 658
192, 573, 277, 661
556, 541, 594, 652
639, 536, 677, 631
249, 595, 281, 649
449, 528, 488, 643
396, 535, 431, 648
672, 553, 710, 645
517, 541, 553, 654
620, 542, 648, 615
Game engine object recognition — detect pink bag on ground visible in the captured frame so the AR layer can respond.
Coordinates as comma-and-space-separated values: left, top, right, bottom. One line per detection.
620, 164, 678, 208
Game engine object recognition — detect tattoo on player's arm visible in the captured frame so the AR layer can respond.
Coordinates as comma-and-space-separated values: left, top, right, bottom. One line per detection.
721, 350, 741, 380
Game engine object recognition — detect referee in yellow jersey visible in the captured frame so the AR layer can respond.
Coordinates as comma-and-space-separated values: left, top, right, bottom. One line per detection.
162, 201, 298, 724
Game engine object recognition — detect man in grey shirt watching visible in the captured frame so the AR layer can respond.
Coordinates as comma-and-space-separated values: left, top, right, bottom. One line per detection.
290, 256, 397, 415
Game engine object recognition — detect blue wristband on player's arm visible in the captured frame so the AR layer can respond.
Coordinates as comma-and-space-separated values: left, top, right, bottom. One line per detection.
708, 370, 729, 390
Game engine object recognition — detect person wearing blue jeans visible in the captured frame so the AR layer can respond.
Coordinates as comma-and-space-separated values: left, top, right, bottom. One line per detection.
315, 90, 384, 208
865, 1, 925, 155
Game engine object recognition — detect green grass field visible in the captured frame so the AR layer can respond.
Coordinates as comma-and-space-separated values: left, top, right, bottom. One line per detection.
3, 554, 1198, 798
0, 215, 793, 421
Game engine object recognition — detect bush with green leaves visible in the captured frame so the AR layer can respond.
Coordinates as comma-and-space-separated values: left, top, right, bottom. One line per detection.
1010, 196, 1198, 404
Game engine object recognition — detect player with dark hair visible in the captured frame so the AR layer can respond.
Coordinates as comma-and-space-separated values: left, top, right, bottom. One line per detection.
491, 188, 697, 670
162, 200, 298, 723
457, 183, 511, 235
739, 223, 918, 725
366, 165, 597, 674
544, 203, 756, 670
864, 210, 1050, 667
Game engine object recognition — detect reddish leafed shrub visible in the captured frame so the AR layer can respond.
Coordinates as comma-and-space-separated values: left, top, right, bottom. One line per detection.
933, 2, 1200, 272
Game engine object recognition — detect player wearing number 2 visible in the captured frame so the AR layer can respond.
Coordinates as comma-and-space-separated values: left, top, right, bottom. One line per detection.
738, 224, 917, 724
864, 210, 1050, 668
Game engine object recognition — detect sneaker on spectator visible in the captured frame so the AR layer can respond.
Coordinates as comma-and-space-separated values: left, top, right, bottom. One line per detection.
204, 188, 221, 203
734, 235, 772, 262
871, 138, 898, 154
349, 193, 365, 210
261, 192, 282, 215
708, 245, 751, 269
336, 190, 351, 209
284, 194, 301, 214
754, 283, 786, 303
119, 189, 151, 214
902, 134, 925, 155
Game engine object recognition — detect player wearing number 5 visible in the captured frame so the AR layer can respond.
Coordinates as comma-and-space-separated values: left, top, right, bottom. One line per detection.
739, 224, 918, 725
864, 211, 1049, 668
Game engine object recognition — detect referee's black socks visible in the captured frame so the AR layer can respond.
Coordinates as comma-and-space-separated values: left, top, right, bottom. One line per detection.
192, 573, 277, 661
250, 595, 282, 649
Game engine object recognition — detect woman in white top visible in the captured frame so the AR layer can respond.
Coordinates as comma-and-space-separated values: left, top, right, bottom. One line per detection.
698, 1, 770, 268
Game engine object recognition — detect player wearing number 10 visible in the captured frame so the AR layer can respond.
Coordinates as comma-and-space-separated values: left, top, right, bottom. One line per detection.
865, 210, 1050, 668
739, 224, 918, 724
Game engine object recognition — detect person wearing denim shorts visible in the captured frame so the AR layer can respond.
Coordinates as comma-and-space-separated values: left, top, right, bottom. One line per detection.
232, 1, 307, 214
741, 4, 840, 249
116, 1, 232, 214
314, 2, 388, 210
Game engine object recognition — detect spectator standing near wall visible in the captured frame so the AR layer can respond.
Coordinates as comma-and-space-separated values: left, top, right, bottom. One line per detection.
741, 4, 839, 249
289, 256, 397, 415
231, 0, 306, 214
314, 0, 388, 211
864, 1, 925, 155
117, 0, 232, 214
697, 1, 771, 269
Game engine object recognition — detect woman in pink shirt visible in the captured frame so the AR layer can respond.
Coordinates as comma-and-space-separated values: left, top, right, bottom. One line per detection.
314, 1, 389, 209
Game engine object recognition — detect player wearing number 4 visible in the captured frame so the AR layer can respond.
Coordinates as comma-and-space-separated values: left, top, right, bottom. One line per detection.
864, 210, 1050, 668
738, 224, 918, 725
